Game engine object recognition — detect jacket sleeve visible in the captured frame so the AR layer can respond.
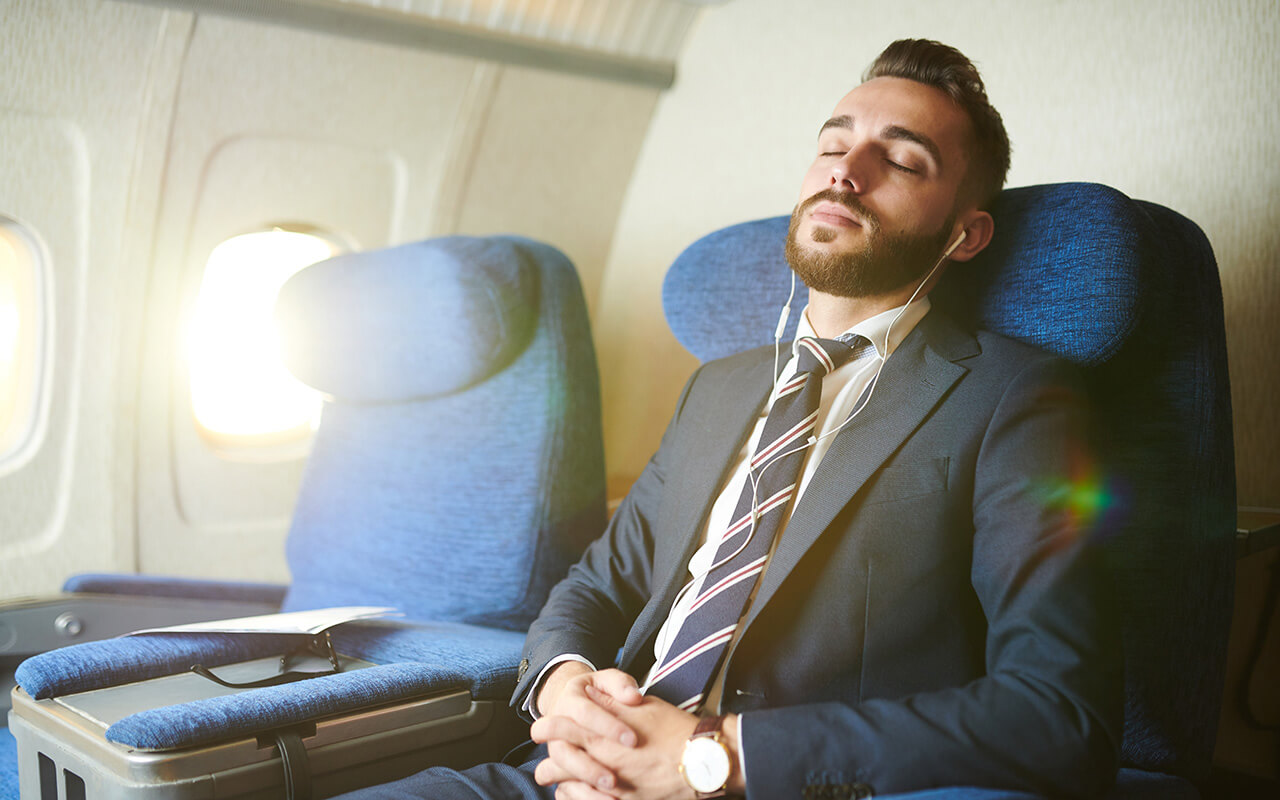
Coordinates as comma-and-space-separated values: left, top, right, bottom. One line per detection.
738, 356, 1123, 799
510, 367, 703, 717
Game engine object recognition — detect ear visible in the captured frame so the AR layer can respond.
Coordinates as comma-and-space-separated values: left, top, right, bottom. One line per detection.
945, 209, 994, 262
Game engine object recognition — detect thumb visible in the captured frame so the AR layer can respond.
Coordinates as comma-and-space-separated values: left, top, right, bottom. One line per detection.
590, 669, 643, 705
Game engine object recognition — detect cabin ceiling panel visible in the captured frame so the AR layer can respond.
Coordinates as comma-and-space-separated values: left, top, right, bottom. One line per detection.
358, 0, 699, 61
116, 0, 699, 86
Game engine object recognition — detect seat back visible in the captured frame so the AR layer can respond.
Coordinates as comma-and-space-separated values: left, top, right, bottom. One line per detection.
275, 235, 606, 631
662, 183, 1236, 780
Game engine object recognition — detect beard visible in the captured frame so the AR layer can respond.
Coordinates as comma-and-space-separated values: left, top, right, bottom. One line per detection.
785, 189, 955, 298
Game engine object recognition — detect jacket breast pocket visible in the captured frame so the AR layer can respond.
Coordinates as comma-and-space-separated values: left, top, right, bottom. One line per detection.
863, 457, 950, 506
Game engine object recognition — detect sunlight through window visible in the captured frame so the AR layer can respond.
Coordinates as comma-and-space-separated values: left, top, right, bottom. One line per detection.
187, 227, 342, 446
0, 219, 41, 461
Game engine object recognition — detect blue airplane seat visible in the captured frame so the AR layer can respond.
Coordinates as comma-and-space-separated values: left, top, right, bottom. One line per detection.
0, 728, 15, 800
7, 236, 606, 790
662, 183, 1235, 798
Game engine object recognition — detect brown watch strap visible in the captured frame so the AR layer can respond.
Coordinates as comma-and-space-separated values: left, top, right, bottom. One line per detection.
693, 713, 726, 738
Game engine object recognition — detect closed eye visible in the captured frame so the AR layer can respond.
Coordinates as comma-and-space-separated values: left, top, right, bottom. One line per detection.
886, 159, 918, 174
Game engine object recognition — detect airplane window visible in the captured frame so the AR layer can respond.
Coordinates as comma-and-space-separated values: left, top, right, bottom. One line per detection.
187, 227, 343, 451
0, 217, 42, 463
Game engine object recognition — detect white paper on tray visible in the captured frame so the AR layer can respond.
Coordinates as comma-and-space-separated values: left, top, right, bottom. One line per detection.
125, 606, 400, 637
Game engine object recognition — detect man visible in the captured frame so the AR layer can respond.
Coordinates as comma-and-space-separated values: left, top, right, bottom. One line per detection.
345, 39, 1121, 800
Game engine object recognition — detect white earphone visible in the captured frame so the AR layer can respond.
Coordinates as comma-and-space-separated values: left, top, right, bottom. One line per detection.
942, 228, 967, 259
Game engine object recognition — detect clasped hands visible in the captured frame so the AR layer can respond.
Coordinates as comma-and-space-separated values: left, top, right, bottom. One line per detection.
529, 662, 741, 800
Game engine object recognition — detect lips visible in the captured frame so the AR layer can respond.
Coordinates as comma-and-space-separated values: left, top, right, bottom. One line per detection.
808, 201, 863, 228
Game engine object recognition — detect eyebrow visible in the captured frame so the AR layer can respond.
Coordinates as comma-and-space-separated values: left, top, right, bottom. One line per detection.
818, 115, 944, 170
818, 115, 854, 137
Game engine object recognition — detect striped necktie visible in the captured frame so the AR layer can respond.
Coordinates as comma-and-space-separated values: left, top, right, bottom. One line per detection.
645, 334, 872, 711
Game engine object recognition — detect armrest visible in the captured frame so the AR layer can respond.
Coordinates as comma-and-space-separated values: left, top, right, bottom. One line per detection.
1236, 507, 1280, 558
1, 592, 283, 716
62, 573, 288, 606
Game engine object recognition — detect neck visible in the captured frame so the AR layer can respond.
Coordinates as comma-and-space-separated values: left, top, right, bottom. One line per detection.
805, 286, 920, 338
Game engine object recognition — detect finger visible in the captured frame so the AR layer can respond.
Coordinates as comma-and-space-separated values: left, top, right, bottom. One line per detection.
534, 755, 574, 786
590, 669, 644, 705
534, 755, 601, 788
577, 695, 638, 748
531, 715, 587, 747
551, 688, 639, 748
535, 741, 619, 794
533, 713, 635, 754
554, 781, 617, 800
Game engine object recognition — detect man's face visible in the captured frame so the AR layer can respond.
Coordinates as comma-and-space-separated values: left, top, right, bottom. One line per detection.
787, 77, 976, 298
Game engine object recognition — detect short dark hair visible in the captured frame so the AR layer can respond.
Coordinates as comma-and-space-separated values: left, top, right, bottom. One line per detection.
864, 39, 1011, 209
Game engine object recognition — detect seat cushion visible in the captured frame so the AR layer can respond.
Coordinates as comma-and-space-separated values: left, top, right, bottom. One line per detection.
0, 726, 17, 800
275, 236, 541, 403
280, 234, 606, 631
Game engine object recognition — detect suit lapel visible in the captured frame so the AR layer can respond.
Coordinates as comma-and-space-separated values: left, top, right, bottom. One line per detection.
664, 355, 776, 570
739, 312, 976, 632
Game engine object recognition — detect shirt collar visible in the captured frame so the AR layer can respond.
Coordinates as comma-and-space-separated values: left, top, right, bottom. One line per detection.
792, 296, 932, 360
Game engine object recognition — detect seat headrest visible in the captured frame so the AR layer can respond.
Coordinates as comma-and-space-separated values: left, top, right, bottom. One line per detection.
275, 236, 541, 402
663, 183, 1148, 366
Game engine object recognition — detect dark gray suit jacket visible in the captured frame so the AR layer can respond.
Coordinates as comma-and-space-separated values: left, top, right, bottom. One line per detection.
514, 309, 1122, 799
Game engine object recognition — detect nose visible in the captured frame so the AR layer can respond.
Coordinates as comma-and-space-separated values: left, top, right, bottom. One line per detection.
828, 147, 868, 193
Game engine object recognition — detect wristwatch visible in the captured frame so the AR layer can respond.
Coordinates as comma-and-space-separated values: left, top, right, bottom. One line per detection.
679, 714, 733, 798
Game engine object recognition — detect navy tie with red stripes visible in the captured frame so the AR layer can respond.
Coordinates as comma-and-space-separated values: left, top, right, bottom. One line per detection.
645, 334, 871, 712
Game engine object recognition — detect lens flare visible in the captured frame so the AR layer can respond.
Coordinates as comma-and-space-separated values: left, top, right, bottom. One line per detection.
187, 228, 339, 441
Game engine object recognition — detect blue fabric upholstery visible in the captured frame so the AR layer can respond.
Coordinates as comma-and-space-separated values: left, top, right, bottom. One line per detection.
104, 661, 496, 751
279, 236, 605, 630
663, 185, 1144, 365
14, 235, 605, 756
662, 183, 1235, 792
101, 622, 526, 749
948, 190, 1235, 784
16, 621, 524, 749
274, 236, 540, 402
16, 632, 298, 700
62, 573, 288, 605
0, 727, 16, 800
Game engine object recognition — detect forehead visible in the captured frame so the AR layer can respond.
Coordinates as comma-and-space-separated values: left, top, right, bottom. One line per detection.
827, 77, 974, 167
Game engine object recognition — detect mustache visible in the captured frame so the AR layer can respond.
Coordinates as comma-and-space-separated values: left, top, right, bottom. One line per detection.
796, 189, 881, 233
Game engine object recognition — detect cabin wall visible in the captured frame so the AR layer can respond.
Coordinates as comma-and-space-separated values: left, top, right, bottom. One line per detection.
597, 0, 1280, 519
0, 0, 659, 594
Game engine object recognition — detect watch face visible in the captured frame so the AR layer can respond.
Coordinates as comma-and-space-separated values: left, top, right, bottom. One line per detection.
682, 736, 731, 793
